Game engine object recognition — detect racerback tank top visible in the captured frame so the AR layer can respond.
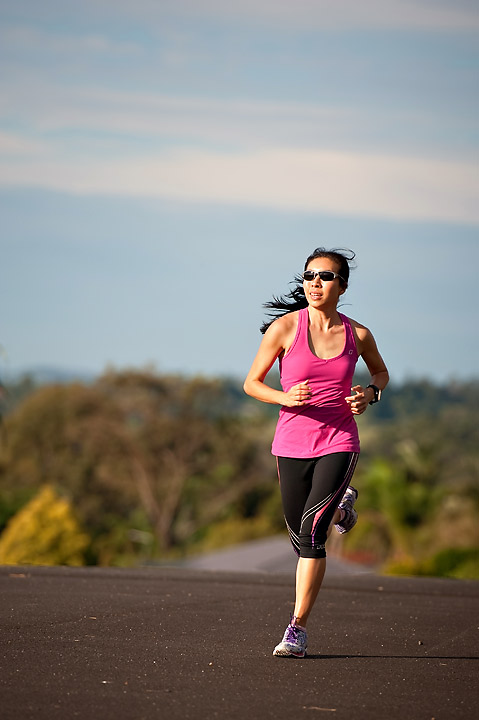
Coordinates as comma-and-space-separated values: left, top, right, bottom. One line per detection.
271, 308, 360, 458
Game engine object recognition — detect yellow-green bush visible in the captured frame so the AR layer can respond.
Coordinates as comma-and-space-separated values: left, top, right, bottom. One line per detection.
0, 485, 89, 566
383, 547, 479, 580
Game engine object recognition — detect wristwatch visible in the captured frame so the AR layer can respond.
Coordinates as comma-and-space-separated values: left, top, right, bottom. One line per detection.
366, 384, 381, 405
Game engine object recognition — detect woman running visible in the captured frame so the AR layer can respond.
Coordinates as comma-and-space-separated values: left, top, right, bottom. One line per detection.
243, 247, 389, 657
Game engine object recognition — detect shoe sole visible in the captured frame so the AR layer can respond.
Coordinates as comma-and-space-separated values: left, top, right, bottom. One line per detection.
273, 649, 306, 658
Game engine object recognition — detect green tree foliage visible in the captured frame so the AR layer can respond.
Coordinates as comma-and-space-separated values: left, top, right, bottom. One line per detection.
343, 386, 479, 574
0, 371, 280, 564
0, 372, 477, 575
0, 485, 89, 566
0, 382, 141, 561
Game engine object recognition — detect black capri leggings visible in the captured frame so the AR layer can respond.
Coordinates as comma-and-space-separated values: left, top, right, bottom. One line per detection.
277, 452, 359, 559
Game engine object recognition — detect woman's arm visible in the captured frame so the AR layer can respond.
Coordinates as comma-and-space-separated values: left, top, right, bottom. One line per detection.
346, 324, 389, 415
243, 315, 311, 408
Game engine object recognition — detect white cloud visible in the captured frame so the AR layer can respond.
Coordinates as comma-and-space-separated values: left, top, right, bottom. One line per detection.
2, 82, 471, 160
0, 24, 140, 57
1, 146, 477, 225
106, 0, 479, 32
1, 82, 362, 148
4, 0, 478, 33
0, 2, 476, 226
0, 130, 46, 154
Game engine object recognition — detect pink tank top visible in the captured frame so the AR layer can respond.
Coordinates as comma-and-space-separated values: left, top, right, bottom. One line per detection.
271, 308, 360, 458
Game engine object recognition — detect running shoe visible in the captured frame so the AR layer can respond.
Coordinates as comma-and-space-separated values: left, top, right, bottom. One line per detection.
273, 620, 308, 658
335, 486, 359, 534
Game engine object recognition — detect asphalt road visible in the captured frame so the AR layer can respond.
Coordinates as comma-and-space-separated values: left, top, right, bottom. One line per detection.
180, 535, 372, 575
1, 557, 478, 720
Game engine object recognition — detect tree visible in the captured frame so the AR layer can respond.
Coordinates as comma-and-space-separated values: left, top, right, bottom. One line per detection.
0, 371, 279, 561
0, 485, 89, 566
97, 371, 276, 551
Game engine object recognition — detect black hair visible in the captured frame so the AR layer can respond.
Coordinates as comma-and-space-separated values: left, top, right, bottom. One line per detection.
260, 247, 356, 334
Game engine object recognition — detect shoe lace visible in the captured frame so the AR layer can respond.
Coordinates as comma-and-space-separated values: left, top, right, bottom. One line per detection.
286, 616, 306, 642
285, 625, 301, 643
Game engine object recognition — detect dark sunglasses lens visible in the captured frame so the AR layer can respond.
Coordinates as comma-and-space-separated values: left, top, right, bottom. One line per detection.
303, 271, 336, 281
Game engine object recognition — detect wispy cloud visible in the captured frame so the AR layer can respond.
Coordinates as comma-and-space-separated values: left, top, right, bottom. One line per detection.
5, 0, 477, 32
0, 130, 46, 155
0, 1, 476, 225
0, 25, 141, 56
2, 82, 472, 159
2, 146, 477, 225
0, 86, 359, 154
108, 0, 479, 32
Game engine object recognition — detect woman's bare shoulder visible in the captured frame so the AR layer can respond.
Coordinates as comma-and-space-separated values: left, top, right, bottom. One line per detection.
268, 310, 299, 333
348, 316, 371, 339
276, 310, 300, 328
264, 311, 300, 347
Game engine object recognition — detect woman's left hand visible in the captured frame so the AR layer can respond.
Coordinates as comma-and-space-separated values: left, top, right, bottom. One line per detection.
345, 385, 373, 415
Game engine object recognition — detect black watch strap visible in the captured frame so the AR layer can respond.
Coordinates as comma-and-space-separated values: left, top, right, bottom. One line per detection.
366, 384, 381, 405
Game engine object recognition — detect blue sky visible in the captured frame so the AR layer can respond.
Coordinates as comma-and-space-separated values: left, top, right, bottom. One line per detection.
1, 0, 478, 384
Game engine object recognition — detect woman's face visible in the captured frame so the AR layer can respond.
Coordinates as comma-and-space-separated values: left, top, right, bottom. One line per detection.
303, 256, 346, 309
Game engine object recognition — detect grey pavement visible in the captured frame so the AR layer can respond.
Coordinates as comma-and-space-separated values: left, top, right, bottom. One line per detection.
1, 543, 478, 720
180, 535, 373, 576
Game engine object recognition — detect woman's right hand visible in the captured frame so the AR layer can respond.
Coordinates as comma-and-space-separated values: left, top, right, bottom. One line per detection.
283, 380, 311, 407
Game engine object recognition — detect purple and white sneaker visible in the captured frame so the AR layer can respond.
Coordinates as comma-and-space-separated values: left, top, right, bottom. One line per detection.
335, 486, 359, 534
273, 619, 308, 658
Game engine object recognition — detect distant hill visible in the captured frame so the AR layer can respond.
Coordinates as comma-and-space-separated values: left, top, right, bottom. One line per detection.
2, 366, 478, 424
0, 367, 97, 415
3, 366, 97, 386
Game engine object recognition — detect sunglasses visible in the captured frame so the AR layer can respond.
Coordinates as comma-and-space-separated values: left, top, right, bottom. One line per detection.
302, 270, 345, 283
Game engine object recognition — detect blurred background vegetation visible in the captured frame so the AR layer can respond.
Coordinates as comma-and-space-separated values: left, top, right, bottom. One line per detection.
0, 369, 477, 579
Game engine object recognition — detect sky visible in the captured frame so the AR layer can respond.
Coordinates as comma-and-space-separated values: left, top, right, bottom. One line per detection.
1, 0, 478, 386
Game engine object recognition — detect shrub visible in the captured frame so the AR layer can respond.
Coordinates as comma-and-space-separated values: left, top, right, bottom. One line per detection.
384, 547, 479, 580
0, 485, 89, 566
